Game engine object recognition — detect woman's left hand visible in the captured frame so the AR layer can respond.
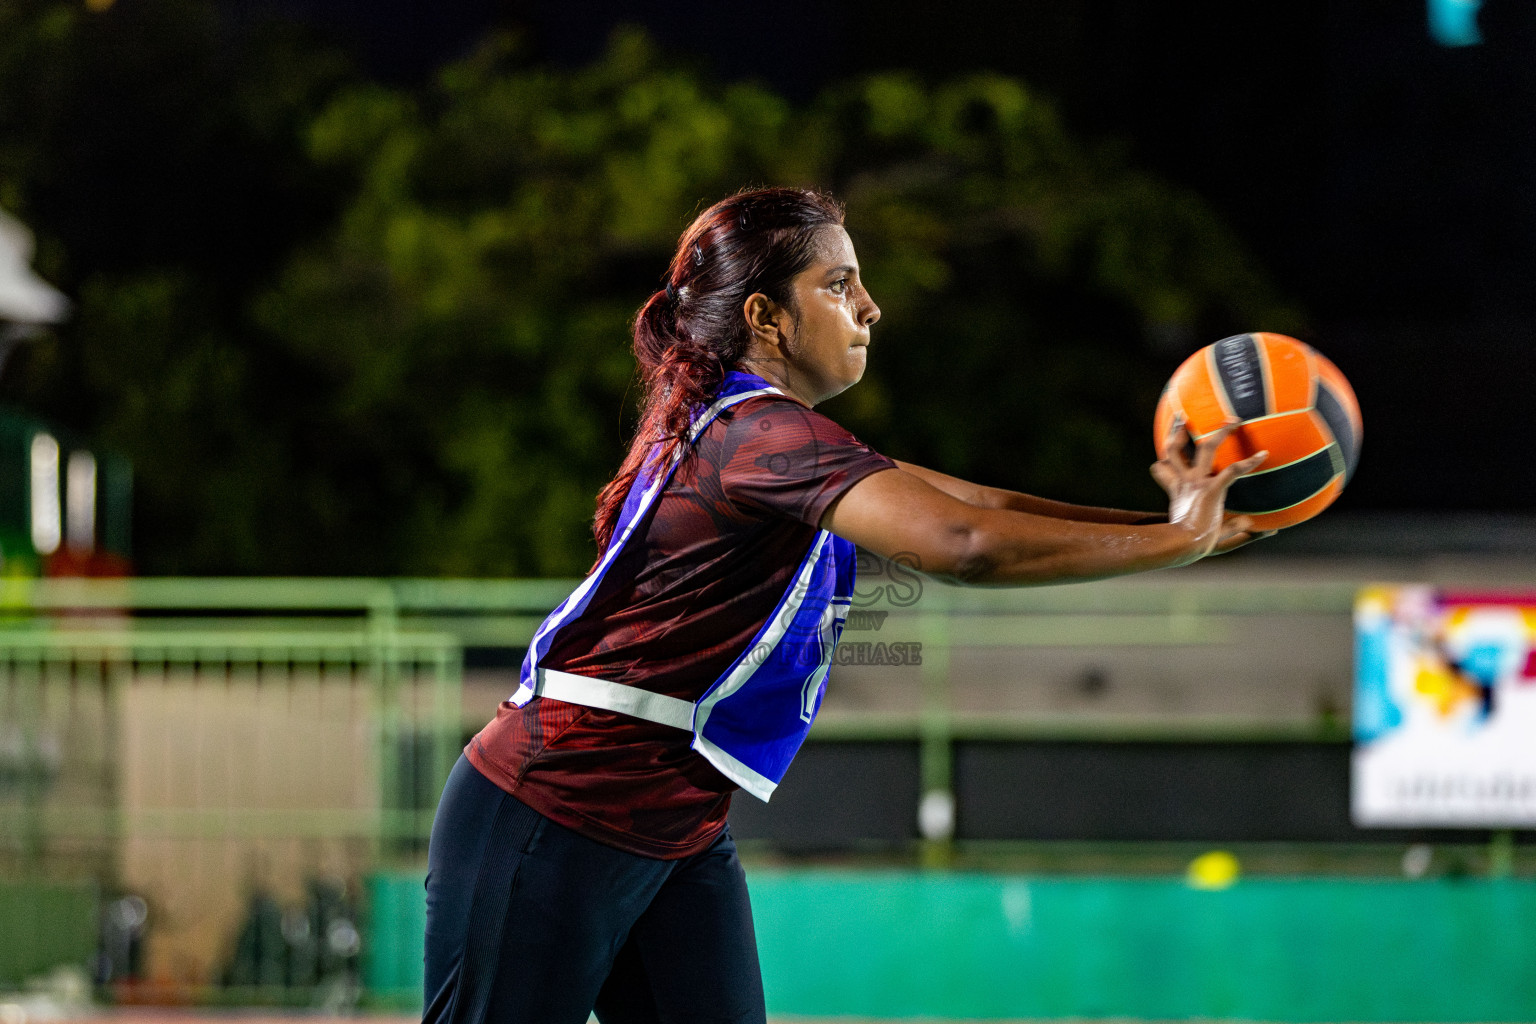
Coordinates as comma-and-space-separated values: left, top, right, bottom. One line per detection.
1208, 521, 1277, 555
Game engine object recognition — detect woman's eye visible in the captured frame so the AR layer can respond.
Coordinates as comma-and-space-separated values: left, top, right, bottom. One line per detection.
830, 278, 848, 293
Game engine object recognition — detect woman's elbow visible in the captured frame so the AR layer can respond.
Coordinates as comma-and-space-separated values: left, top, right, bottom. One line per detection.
926, 521, 1087, 588
923, 524, 1003, 585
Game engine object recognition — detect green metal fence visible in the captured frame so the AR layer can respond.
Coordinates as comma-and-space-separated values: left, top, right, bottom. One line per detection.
0, 572, 1376, 1003
0, 579, 495, 997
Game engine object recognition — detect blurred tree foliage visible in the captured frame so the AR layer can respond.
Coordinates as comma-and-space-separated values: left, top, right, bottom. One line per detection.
0, 2, 1300, 576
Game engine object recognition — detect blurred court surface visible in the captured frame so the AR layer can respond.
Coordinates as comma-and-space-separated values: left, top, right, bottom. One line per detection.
37, 1019, 1268, 1024
0, 1019, 1486, 1024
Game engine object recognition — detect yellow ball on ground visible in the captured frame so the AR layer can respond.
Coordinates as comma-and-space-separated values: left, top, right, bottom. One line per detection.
1187, 850, 1241, 890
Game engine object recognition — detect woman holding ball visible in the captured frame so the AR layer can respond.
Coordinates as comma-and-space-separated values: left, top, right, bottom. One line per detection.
423, 187, 1266, 1024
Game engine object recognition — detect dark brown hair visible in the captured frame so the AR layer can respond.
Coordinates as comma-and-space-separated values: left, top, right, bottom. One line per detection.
591, 187, 845, 565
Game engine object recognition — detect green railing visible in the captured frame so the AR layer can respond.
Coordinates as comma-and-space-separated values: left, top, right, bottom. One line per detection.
0, 579, 494, 994
0, 572, 1369, 998
0, 573, 1368, 858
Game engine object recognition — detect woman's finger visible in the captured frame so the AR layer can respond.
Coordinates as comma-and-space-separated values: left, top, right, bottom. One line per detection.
1221, 512, 1255, 537
1149, 460, 1178, 491
1163, 420, 1191, 467
1193, 420, 1240, 474
1215, 450, 1269, 486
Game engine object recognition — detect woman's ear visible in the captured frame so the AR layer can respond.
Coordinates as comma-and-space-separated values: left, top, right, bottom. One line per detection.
743, 292, 788, 354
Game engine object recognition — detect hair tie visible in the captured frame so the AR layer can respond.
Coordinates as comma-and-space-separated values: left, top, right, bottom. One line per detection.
738, 208, 753, 232
664, 282, 678, 304
691, 243, 704, 267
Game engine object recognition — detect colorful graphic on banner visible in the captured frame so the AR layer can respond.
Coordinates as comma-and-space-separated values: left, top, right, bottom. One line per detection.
1353, 585, 1536, 826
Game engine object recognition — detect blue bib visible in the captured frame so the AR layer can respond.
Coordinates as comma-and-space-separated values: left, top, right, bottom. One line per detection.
509, 371, 856, 801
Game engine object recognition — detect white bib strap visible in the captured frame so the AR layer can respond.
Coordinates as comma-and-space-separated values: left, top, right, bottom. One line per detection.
534, 667, 694, 732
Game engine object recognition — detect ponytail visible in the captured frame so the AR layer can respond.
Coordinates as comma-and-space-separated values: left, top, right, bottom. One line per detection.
590, 187, 845, 567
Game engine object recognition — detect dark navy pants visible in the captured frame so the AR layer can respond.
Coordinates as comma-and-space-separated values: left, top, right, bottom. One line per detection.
422, 756, 767, 1024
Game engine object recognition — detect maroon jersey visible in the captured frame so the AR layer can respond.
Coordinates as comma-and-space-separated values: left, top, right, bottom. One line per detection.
467, 394, 896, 858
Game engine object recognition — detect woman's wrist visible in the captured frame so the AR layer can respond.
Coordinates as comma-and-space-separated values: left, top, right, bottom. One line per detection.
1161, 516, 1223, 566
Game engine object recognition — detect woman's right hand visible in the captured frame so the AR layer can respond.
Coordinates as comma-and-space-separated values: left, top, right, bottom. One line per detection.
1149, 420, 1269, 561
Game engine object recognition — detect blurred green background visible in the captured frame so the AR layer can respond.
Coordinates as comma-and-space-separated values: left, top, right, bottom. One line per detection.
3, 1, 1536, 1021
0, 0, 1295, 577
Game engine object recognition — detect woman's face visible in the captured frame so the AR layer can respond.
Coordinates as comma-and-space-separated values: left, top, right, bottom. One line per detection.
754, 225, 881, 407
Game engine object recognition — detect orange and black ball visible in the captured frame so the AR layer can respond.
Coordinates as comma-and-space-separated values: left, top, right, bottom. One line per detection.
1154, 333, 1363, 530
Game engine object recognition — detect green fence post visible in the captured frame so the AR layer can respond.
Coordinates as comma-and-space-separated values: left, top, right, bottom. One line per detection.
1489, 829, 1515, 879
16, 652, 45, 874
918, 607, 954, 869
431, 642, 462, 837
370, 586, 402, 855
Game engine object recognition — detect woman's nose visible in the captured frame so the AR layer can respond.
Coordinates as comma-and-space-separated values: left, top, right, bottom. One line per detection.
861, 291, 881, 327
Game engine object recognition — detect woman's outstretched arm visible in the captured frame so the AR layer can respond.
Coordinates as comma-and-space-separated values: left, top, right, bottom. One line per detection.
892, 460, 1161, 525
823, 424, 1265, 587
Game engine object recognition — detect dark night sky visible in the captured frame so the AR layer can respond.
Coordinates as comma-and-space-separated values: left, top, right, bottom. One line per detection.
226, 0, 1536, 516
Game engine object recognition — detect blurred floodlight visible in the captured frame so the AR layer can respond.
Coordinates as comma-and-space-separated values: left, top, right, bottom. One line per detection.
31, 433, 62, 555
918, 788, 956, 841
1428, 0, 1484, 47
0, 206, 69, 326
327, 919, 361, 958
109, 895, 148, 932
66, 450, 97, 554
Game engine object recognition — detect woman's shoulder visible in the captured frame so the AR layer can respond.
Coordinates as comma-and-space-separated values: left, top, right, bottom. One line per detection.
704, 393, 895, 524
719, 392, 874, 451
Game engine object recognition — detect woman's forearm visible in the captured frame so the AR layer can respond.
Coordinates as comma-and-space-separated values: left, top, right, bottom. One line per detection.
893, 460, 1161, 525
951, 512, 1203, 586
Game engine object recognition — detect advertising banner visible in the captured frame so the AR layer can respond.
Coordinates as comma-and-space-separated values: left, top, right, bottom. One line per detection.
1353, 586, 1536, 826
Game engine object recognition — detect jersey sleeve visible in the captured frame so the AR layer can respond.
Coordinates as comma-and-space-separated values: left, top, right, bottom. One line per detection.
718, 396, 897, 528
